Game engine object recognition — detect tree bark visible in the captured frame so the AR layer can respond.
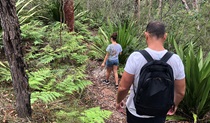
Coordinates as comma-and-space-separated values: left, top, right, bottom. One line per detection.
134, 0, 140, 20
64, 0, 74, 32
194, 0, 199, 12
157, 0, 163, 19
148, 0, 152, 20
87, 0, 90, 10
0, 0, 32, 118
169, 0, 173, 8
181, 0, 190, 12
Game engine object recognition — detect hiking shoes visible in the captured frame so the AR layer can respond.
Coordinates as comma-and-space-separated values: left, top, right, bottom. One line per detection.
102, 80, 110, 85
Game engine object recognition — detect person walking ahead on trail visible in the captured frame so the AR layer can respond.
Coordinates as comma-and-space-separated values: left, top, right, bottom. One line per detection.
116, 21, 186, 123
101, 32, 122, 89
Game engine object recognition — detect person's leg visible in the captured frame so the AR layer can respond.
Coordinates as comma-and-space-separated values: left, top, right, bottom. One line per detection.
105, 60, 113, 81
102, 60, 112, 84
106, 67, 112, 81
112, 59, 119, 87
113, 65, 118, 85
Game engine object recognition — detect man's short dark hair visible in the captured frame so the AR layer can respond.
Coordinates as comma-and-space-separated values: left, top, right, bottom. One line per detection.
111, 32, 117, 41
146, 21, 166, 38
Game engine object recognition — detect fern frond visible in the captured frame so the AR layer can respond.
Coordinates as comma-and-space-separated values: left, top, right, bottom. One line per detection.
79, 107, 112, 123
56, 110, 79, 118
29, 68, 51, 90
21, 20, 47, 45
55, 107, 111, 123
71, 53, 88, 64
38, 54, 55, 65
31, 91, 63, 104
55, 110, 81, 123
51, 68, 67, 79
56, 75, 92, 94
0, 61, 12, 82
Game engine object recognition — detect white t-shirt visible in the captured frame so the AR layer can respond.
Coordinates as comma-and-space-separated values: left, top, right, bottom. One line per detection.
125, 48, 185, 118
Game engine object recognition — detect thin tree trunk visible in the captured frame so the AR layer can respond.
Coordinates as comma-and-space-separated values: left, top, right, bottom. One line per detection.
0, 0, 31, 118
64, 0, 74, 32
194, 0, 199, 12
87, 0, 90, 10
148, 0, 152, 21
146, 0, 149, 6
181, 0, 190, 12
194, 0, 200, 30
157, 0, 163, 19
134, 0, 140, 20
59, 0, 63, 45
169, 0, 173, 8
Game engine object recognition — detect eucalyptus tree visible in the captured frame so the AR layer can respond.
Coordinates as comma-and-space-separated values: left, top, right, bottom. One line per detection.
64, 0, 74, 32
134, 0, 140, 20
0, 0, 31, 118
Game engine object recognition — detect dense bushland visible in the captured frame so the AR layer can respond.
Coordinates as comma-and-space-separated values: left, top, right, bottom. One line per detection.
0, 0, 210, 122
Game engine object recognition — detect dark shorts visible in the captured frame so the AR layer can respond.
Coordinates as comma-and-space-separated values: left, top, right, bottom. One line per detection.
126, 108, 166, 123
106, 59, 119, 67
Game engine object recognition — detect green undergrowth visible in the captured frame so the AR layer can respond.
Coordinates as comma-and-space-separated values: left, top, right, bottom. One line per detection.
0, 19, 112, 122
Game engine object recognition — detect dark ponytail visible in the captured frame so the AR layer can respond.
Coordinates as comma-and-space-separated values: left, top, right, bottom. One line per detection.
111, 32, 117, 41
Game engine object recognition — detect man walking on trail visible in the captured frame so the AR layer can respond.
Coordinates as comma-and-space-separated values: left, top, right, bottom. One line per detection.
116, 21, 186, 123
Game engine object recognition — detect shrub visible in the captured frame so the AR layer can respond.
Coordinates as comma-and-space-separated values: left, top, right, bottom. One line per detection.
16, 0, 39, 25
173, 38, 210, 122
90, 19, 143, 64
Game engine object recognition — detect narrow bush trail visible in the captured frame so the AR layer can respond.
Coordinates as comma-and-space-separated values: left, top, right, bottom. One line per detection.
86, 61, 126, 123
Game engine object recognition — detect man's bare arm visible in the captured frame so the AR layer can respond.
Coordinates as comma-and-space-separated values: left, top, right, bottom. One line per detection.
174, 78, 186, 107
117, 71, 134, 104
168, 78, 186, 115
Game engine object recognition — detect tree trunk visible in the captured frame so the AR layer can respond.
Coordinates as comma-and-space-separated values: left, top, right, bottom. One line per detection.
169, 0, 173, 8
157, 0, 163, 19
194, 0, 199, 12
87, 0, 90, 10
148, 0, 152, 20
64, 0, 74, 32
0, 0, 32, 118
194, 0, 200, 30
134, 0, 140, 20
181, 0, 190, 12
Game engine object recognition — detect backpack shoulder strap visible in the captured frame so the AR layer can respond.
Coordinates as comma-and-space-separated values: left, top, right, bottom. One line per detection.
137, 50, 153, 62
161, 52, 173, 62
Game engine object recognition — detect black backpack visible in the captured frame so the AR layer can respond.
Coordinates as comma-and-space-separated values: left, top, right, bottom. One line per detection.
133, 50, 174, 116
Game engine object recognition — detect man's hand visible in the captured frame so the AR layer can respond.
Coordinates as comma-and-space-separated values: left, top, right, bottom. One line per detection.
116, 102, 124, 113
167, 105, 177, 115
